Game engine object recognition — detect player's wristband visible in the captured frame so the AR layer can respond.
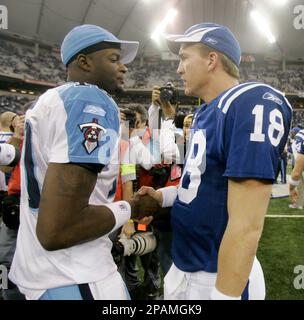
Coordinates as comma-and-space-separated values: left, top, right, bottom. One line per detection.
289, 177, 300, 187
158, 186, 178, 207
103, 201, 131, 232
210, 287, 241, 300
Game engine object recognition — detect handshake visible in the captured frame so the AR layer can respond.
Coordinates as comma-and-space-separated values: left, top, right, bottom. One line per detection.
128, 187, 164, 221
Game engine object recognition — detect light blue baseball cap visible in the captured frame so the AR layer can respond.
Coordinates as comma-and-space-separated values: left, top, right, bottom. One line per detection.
165, 22, 241, 67
61, 24, 139, 66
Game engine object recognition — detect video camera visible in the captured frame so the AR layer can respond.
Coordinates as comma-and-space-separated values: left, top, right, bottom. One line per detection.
112, 232, 157, 257
159, 82, 179, 105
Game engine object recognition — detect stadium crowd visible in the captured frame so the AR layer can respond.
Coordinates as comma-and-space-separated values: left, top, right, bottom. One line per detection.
0, 38, 304, 93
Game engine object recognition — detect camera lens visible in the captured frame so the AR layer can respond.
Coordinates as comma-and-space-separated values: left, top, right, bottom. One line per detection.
131, 232, 157, 256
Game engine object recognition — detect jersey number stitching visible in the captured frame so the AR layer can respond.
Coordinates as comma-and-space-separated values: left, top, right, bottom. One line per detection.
250, 104, 284, 147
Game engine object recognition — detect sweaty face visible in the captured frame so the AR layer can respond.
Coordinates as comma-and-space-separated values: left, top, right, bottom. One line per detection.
89, 48, 128, 93
177, 44, 209, 98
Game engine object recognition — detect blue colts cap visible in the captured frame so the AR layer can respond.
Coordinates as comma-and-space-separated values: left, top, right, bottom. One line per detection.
165, 22, 241, 67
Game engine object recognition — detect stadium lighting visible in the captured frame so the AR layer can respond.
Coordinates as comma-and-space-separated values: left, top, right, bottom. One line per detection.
250, 10, 276, 44
151, 8, 178, 41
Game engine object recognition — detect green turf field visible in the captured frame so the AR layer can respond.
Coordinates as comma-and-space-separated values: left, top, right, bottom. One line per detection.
257, 197, 304, 299
138, 196, 304, 300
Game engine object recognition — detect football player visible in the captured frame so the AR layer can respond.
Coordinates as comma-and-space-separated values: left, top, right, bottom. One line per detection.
139, 22, 292, 300
9, 25, 159, 300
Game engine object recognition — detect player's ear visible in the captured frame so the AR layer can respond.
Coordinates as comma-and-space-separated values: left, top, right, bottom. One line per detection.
76, 54, 92, 72
207, 52, 218, 72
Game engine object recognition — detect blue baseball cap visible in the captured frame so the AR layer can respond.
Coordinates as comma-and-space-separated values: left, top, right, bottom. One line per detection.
165, 22, 241, 67
61, 24, 139, 66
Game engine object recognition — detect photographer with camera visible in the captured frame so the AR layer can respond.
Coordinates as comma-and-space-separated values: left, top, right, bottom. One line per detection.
149, 83, 182, 165
150, 84, 177, 127
135, 83, 184, 278
112, 105, 162, 300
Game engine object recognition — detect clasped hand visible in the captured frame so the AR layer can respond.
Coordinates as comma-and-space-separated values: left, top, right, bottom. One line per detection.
129, 186, 163, 221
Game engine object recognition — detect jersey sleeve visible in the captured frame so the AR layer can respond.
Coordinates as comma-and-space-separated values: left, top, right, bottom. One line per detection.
49, 85, 120, 166
294, 131, 304, 155
223, 86, 292, 181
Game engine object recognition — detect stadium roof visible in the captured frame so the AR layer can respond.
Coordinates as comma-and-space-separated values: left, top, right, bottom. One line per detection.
1, 0, 304, 59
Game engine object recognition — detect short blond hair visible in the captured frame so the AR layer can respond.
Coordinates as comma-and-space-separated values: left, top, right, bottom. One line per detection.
198, 44, 240, 79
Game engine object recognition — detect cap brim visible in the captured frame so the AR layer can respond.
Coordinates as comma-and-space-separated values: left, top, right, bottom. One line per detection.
165, 26, 221, 54
106, 40, 139, 64
165, 33, 200, 54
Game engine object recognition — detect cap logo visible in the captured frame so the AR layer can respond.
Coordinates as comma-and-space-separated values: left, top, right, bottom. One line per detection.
204, 37, 218, 45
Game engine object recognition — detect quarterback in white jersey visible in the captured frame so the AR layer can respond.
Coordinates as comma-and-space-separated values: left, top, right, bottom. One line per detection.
9, 25, 159, 300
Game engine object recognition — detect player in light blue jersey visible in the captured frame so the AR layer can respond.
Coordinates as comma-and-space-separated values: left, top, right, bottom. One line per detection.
139, 23, 292, 300
9, 25, 160, 300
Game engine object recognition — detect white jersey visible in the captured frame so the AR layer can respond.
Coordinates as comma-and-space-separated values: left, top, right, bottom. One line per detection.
0, 131, 13, 191
9, 82, 121, 299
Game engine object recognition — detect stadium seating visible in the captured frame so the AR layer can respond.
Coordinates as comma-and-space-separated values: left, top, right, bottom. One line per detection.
0, 38, 304, 126
0, 95, 31, 113
0, 38, 304, 93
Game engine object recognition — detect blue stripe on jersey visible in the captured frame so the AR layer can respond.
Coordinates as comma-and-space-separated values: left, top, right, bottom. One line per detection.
241, 281, 249, 300
108, 178, 117, 201
39, 284, 84, 300
57, 83, 120, 165
24, 121, 41, 210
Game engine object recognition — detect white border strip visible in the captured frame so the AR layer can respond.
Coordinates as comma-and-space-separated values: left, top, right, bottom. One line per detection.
266, 215, 304, 218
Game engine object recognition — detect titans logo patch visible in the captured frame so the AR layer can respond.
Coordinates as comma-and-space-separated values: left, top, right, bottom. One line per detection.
79, 118, 106, 154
